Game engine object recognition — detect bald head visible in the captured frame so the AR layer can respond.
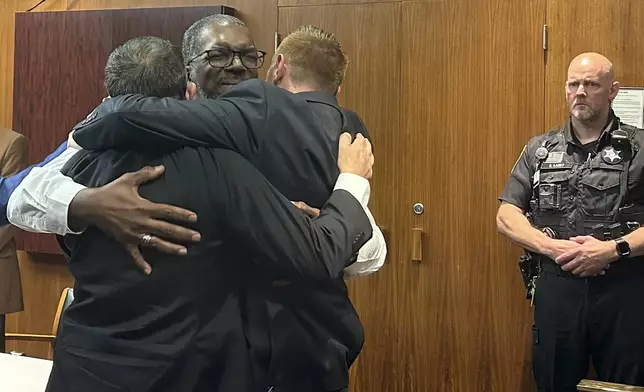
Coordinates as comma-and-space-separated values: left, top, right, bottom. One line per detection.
565, 52, 619, 125
568, 52, 615, 83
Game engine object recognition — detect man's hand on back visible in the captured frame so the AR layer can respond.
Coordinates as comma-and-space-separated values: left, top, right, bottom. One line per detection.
68, 165, 201, 275
291, 201, 320, 218
337, 132, 374, 179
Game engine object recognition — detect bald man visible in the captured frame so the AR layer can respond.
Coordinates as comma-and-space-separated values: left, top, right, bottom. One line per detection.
497, 52, 644, 391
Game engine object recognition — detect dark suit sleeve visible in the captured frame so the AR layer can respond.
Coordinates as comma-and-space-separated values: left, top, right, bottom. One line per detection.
341, 108, 370, 139
72, 80, 270, 156
212, 149, 372, 281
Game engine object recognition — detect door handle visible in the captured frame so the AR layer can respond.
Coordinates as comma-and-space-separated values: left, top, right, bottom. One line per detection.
412, 228, 423, 262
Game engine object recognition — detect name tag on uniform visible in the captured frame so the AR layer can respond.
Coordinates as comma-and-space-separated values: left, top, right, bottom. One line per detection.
544, 152, 564, 163
541, 162, 573, 170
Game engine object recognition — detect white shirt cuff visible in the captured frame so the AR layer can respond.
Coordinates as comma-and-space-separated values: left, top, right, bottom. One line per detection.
51, 182, 87, 235
333, 173, 370, 206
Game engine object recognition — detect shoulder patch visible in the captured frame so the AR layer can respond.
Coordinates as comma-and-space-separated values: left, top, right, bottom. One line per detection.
510, 145, 527, 173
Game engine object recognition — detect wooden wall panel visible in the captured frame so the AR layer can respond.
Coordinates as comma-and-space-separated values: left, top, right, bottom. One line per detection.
545, 0, 644, 128
66, 0, 278, 82
0, 1, 18, 130
0, 0, 68, 131
279, 4, 405, 392
5, 253, 73, 358
13, 9, 113, 253
278, 0, 547, 390
398, 0, 545, 390
1, 0, 277, 138
3, 0, 79, 359
279, 0, 398, 7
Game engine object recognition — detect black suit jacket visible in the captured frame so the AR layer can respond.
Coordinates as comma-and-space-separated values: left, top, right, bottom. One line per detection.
47, 147, 371, 392
72, 80, 374, 391
73, 80, 370, 209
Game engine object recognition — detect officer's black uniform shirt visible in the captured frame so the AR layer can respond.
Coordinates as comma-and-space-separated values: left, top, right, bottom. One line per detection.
500, 115, 644, 219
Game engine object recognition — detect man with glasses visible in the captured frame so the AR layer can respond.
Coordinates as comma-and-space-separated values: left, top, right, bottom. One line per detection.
182, 15, 265, 98
497, 52, 644, 391
70, 19, 385, 392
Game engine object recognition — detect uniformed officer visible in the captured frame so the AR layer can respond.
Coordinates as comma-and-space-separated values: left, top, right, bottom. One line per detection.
497, 52, 644, 391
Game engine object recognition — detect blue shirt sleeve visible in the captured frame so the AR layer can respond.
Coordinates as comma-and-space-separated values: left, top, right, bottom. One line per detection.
0, 141, 69, 226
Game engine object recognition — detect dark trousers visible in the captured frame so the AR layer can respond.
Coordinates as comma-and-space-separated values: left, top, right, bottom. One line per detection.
0, 314, 5, 353
532, 260, 644, 392
45, 335, 258, 392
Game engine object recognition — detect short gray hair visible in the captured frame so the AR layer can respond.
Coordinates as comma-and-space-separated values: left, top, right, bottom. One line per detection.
104, 36, 186, 99
182, 14, 246, 64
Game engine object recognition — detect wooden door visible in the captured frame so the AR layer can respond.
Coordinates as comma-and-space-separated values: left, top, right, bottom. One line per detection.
279, 3, 407, 391
545, 0, 644, 128
281, 0, 547, 390
400, 0, 545, 390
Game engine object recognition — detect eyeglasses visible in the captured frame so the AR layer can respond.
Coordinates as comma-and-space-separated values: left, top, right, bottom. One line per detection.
187, 48, 266, 69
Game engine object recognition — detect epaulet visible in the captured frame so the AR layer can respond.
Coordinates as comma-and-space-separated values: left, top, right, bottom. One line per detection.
620, 123, 642, 137
621, 123, 643, 152
543, 126, 565, 146
548, 123, 567, 137
545, 128, 560, 137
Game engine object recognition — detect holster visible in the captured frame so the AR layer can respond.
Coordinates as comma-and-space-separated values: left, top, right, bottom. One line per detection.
518, 251, 539, 299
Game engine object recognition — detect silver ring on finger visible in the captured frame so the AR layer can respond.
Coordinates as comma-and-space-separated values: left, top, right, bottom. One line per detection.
140, 234, 153, 247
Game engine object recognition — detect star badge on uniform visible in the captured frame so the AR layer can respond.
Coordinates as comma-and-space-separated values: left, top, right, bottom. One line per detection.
602, 146, 622, 164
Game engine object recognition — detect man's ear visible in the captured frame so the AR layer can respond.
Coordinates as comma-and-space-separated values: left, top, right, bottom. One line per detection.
335, 85, 342, 96
272, 54, 287, 84
185, 82, 198, 100
609, 81, 620, 102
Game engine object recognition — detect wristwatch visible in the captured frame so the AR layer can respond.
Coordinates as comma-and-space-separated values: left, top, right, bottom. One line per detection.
614, 237, 631, 259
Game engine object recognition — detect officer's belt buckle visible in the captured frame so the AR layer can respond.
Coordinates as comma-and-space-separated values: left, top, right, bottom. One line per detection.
627, 221, 641, 231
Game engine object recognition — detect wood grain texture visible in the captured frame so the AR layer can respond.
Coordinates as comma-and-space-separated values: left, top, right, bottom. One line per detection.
13, 9, 113, 253
279, 0, 546, 390
5, 252, 73, 359
279, 4, 404, 391
400, 0, 545, 390
578, 379, 644, 392
0, 3, 72, 360
65, 0, 278, 82
545, 0, 644, 129
0, 0, 69, 131
279, 0, 397, 7
1, 0, 277, 131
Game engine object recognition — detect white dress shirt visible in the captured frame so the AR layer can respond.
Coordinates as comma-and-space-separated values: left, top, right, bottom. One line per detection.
7, 147, 84, 235
6, 150, 386, 277
333, 173, 387, 278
